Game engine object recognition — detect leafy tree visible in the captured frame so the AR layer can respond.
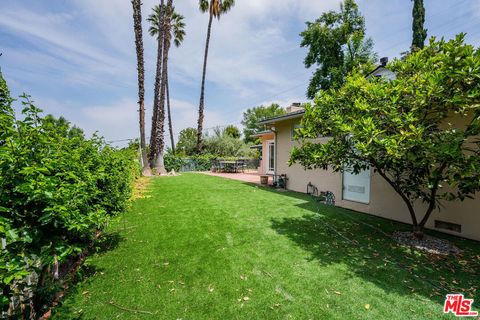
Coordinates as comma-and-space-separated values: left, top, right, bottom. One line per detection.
148, 4, 185, 155
43, 115, 84, 139
196, 0, 235, 153
412, 0, 427, 50
224, 125, 241, 139
131, 0, 151, 176
300, 0, 376, 99
290, 35, 480, 238
203, 127, 256, 158
241, 103, 285, 143
176, 127, 198, 156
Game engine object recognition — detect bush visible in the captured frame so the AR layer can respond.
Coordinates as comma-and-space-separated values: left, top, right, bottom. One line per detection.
0, 73, 138, 317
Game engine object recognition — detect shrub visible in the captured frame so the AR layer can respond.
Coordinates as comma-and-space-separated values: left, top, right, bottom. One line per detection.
0, 73, 138, 317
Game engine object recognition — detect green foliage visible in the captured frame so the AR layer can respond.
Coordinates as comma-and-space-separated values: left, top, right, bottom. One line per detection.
148, 4, 186, 47
164, 152, 185, 172
241, 103, 285, 143
199, 0, 235, 18
412, 0, 427, 50
177, 126, 257, 159
164, 154, 216, 172
223, 125, 240, 139
291, 35, 480, 231
176, 127, 198, 156
204, 127, 257, 158
300, 0, 377, 99
0, 73, 138, 316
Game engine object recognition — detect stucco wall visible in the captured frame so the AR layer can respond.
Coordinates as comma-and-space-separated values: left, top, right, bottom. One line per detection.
272, 119, 480, 241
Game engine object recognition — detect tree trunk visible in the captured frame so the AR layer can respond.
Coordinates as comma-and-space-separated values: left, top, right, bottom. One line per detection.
154, 0, 173, 175
149, 0, 165, 165
196, 13, 213, 153
373, 165, 419, 227
166, 69, 175, 154
132, 0, 151, 176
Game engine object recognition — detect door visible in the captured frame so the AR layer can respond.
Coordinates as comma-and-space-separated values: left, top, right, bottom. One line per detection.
266, 140, 275, 175
343, 167, 371, 204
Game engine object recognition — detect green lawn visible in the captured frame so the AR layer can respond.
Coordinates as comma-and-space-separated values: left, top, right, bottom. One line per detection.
53, 173, 479, 319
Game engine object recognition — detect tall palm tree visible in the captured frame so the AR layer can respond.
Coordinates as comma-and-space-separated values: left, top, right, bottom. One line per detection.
196, 0, 235, 153
131, 0, 151, 176
148, 0, 165, 166
149, 8, 185, 155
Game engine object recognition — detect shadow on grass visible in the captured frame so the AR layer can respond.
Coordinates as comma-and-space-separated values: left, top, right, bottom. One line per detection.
241, 183, 480, 307
50, 232, 124, 319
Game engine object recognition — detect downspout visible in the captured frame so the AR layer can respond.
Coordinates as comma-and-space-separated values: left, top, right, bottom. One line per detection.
270, 125, 277, 176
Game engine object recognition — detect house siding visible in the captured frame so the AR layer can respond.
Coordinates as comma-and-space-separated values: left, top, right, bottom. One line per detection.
272, 119, 480, 241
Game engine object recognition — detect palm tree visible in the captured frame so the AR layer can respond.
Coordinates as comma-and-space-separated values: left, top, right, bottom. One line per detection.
131, 0, 151, 176
149, 7, 185, 155
148, 0, 165, 166
196, 0, 235, 153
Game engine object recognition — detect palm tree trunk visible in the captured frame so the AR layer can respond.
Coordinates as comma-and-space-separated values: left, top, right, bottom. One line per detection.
166, 71, 175, 154
154, 0, 173, 174
196, 13, 213, 153
132, 0, 151, 176
149, 0, 165, 165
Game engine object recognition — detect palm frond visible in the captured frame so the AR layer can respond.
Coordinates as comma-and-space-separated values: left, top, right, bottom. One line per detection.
147, 4, 163, 38
199, 0, 209, 13
171, 11, 186, 47
220, 0, 235, 14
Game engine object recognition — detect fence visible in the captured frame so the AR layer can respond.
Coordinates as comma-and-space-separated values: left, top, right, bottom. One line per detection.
178, 158, 260, 173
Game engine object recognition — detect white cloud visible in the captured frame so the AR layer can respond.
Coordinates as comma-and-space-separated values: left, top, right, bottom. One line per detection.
0, 0, 340, 142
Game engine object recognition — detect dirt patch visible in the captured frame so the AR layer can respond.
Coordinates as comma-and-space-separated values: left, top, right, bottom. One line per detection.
131, 177, 152, 200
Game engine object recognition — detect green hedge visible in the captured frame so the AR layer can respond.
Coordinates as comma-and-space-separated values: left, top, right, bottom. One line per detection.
0, 73, 139, 317
164, 154, 216, 172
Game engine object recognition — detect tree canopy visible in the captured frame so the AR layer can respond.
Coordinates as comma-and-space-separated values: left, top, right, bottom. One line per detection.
241, 103, 285, 143
290, 35, 480, 236
300, 0, 377, 99
224, 125, 241, 139
412, 0, 427, 50
176, 127, 198, 156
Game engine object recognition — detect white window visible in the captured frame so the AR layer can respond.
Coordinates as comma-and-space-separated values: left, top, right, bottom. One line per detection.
342, 166, 371, 204
266, 140, 275, 174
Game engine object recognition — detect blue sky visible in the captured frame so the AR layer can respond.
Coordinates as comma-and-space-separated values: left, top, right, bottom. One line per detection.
1, 0, 479, 145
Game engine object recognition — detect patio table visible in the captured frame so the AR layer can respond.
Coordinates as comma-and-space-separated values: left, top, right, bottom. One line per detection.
218, 160, 238, 173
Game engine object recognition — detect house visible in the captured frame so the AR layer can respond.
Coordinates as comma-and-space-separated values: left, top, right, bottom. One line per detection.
255, 66, 480, 241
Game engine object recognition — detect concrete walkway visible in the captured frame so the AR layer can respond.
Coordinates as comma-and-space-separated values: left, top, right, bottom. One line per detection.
201, 171, 264, 185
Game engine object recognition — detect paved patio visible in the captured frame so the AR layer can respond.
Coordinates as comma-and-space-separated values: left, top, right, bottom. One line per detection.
201, 171, 266, 185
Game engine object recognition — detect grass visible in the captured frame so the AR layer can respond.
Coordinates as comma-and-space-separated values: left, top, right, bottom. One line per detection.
53, 173, 479, 319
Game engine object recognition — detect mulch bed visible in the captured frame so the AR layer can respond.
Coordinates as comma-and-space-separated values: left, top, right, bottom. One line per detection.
392, 231, 461, 255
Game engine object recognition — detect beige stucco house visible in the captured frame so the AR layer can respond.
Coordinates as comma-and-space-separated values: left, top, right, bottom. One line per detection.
255, 67, 480, 241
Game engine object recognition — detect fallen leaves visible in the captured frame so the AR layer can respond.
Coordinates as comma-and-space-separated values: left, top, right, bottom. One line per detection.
208, 284, 215, 293
365, 304, 371, 310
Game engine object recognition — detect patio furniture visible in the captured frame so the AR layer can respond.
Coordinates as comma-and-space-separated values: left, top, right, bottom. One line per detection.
218, 160, 237, 173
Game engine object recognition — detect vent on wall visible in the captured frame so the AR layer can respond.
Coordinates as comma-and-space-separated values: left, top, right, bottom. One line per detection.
434, 220, 461, 233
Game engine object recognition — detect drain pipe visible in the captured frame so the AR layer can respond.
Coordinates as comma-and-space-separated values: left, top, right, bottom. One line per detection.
270, 126, 277, 177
